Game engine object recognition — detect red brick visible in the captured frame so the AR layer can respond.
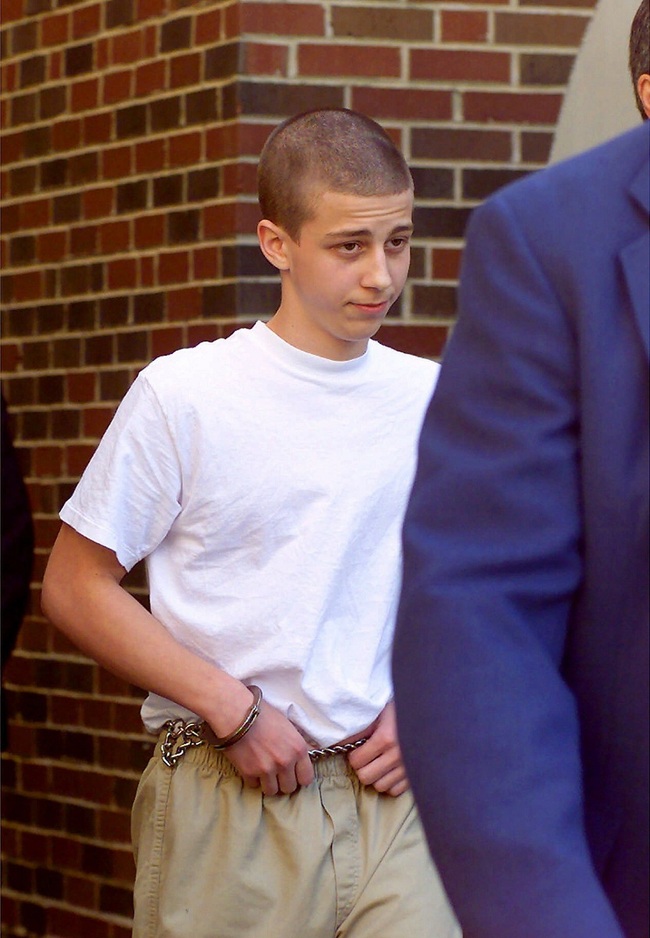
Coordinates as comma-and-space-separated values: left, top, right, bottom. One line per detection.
204, 202, 237, 239
13, 270, 44, 302
0, 343, 20, 372
352, 86, 452, 120
107, 257, 137, 290
71, 76, 99, 112
237, 202, 261, 237
134, 214, 165, 249
144, 25, 157, 58
242, 2, 324, 35
152, 326, 184, 357
21, 831, 50, 864
98, 808, 134, 846
170, 52, 201, 88
432, 247, 462, 280
73, 3, 101, 39
52, 117, 82, 152
67, 372, 97, 404
223, 162, 256, 197
99, 221, 130, 254
101, 145, 132, 180
51, 835, 83, 869
206, 124, 240, 161
135, 138, 166, 173
37, 231, 67, 263
196, 9, 222, 44
84, 111, 112, 145
1, 130, 22, 165
140, 254, 155, 287
495, 12, 588, 46
18, 199, 52, 230
2, 0, 22, 23
158, 250, 190, 285
33, 445, 63, 476
193, 246, 219, 280
463, 91, 562, 124
169, 131, 202, 167
97, 36, 109, 70
21, 762, 50, 794
224, 2, 242, 38
41, 12, 70, 47
2, 61, 18, 94
411, 49, 509, 83
135, 60, 166, 97
68, 443, 97, 475
50, 49, 63, 80
168, 286, 201, 320
61, 876, 97, 910
298, 44, 400, 78
377, 323, 447, 358
103, 69, 133, 105
441, 10, 488, 42
112, 28, 145, 66
71, 224, 99, 256
332, 6, 431, 42
137, 0, 166, 19
83, 186, 114, 220
242, 42, 289, 77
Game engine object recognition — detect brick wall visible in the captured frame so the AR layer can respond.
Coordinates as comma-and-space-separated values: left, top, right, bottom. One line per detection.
1, 1, 596, 935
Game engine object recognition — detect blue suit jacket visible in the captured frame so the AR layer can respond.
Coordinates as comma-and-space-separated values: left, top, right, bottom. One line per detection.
394, 123, 649, 938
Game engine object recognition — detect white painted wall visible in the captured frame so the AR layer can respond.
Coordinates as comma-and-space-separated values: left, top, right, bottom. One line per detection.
551, 0, 641, 162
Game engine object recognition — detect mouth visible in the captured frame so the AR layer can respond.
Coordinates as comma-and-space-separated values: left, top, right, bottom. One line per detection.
350, 299, 391, 315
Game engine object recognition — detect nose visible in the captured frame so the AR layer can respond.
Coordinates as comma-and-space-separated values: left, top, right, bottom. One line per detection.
360, 247, 392, 292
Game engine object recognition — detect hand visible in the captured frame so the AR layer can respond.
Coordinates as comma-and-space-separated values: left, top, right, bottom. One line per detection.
218, 700, 315, 796
347, 701, 409, 797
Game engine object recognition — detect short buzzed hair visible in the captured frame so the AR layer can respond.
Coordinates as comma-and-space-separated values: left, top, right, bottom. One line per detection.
258, 108, 413, 241
629, 0, 650, 118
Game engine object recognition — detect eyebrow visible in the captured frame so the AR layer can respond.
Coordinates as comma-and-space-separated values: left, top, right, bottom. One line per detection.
324, 223, 414, 241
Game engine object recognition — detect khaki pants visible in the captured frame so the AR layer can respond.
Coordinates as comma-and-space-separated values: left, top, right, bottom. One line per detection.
132, 736, 460, 938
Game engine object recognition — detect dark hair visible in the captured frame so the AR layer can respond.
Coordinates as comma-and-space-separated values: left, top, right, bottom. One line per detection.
257, 108, 413, 241
629, 0, 650, 118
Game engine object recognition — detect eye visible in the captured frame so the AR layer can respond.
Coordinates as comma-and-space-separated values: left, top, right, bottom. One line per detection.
339, 242, 362, 254
388, 237, 409, 250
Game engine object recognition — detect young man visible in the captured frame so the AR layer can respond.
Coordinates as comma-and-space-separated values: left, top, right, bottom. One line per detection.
42, 109, 459, 938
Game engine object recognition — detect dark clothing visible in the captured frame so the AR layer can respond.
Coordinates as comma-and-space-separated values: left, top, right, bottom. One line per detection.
2, 394, 34, 750
394, 124, 649, 937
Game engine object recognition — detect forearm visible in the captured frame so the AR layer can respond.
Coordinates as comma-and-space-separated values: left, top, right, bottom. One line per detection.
41, 525, 252, 737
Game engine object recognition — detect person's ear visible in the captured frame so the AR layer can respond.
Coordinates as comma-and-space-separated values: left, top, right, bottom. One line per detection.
257, 219, 291, 271
637, 73, 650, 120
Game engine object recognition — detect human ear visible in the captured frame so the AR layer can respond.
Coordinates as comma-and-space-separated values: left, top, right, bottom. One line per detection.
637, 74, 650, 120
257, 219, 291, 271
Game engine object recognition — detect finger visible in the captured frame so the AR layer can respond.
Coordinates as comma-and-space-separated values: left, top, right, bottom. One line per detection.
295, 754, 315, 787
384, 777, 410, 797
242, 774, 261, 789
354, 752, 401, 786
371, 765, 408, 794
260, 774, 279, 796
277, 766, 300, 795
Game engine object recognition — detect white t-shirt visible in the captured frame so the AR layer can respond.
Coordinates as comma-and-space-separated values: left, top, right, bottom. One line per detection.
61, 322, 439, 744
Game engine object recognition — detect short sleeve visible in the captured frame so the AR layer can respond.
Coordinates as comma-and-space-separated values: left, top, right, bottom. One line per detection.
60, 372, 182, 571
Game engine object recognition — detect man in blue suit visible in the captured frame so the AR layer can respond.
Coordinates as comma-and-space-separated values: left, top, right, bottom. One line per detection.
393, 122, 649, 938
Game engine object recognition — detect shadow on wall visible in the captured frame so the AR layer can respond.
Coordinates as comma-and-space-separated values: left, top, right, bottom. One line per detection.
551, 0, 640, 162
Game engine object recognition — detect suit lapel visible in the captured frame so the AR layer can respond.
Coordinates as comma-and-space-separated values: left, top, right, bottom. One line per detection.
620, 154, 649, 360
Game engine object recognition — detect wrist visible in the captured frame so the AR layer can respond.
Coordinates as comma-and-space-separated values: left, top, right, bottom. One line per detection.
211, 685, 263, 749
203, 678, 259, 740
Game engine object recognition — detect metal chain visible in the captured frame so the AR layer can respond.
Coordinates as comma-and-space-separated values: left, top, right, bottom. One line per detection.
161, 719, 368, 767
308, 738, 367, 760
160, 719, 205, 767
